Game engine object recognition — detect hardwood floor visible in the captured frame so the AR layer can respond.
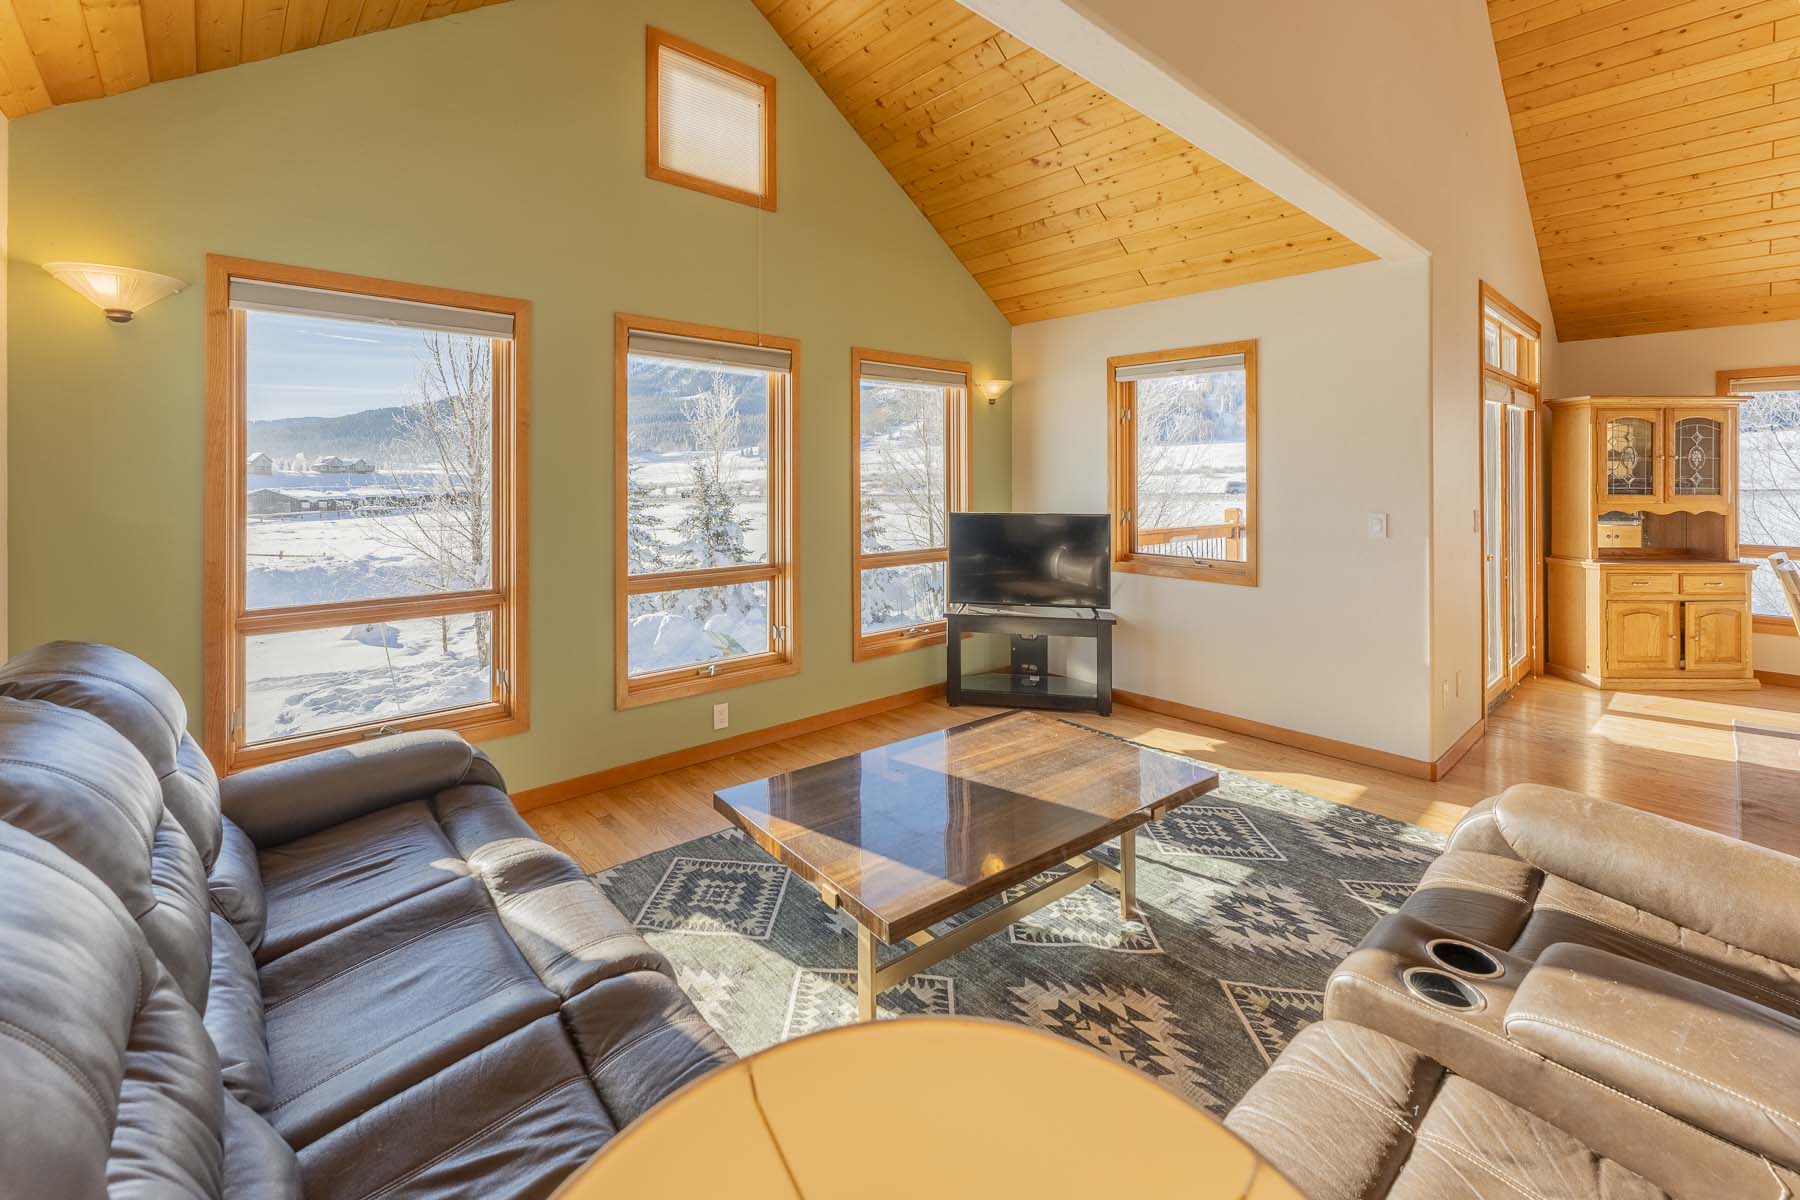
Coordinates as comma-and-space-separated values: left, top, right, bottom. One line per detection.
525, 675, 1800, 872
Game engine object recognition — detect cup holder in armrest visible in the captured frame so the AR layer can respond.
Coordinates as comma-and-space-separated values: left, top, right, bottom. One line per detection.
1426, 938, 1503, 979
1402, 967, 1486, 1012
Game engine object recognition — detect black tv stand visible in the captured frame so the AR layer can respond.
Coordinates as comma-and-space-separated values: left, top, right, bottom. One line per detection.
945, 604, 1116, 716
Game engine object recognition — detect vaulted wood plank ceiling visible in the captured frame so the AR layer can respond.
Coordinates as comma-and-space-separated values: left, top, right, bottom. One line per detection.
754, 0, 1375, 325
1492, 0, 1800, 341
0, 0, 511, 119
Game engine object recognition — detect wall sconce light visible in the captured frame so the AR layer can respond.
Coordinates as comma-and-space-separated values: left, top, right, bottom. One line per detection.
979, 379, 1013, 407
44, 262, 186, 323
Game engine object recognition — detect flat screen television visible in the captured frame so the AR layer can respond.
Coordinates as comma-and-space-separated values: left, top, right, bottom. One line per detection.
947, 512, 1111, 609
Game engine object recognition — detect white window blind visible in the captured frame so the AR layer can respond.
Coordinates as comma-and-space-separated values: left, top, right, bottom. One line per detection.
1114, 352, 1245, 384
229, 279, 514, 339
859, 360, 968, 389
1728, 376, 1800, 394
658, 44, 766, 197
627, 329, 791, 375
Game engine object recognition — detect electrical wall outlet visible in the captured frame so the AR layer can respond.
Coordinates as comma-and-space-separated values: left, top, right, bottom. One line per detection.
713, 703, 729, 731
1367, 512, 1389, 539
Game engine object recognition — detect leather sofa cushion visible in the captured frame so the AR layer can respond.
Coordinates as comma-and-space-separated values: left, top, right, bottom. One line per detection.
210, 817, 268, 952
206, 913, 273, 1111
147, 808, 214, 1011
562, 969, 738, 1128
0, 821, 223, 1199
222, 1091, 300, 1200
1493, 783, 1800, 968
1505, 943, 1800, 1169
259, 876, 559, 1148
1405, 850, 1540, 949
1227, 1022, 1667, 1200
256, 799, 471, 963
436, 786, 669, 995
297, 1014, 616, 1200
223, 731, 476, 849
1509, 875, 1800, 1019
0, 640, 221, 868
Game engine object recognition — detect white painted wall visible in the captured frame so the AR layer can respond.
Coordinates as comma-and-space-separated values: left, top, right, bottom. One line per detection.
981, 0, 1554, 756
1556, 321, 1800, 675
1013, 259, 1435, 759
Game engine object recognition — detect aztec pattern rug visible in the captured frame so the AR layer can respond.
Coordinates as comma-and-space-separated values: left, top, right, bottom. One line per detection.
593, 749, 1444, 1112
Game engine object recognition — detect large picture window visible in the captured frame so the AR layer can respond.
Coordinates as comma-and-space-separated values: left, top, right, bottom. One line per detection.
616, 314, 799, 706
1719, 364, 1800, 633
1107, 340, 1257, 586
204, 256, 529, 771
851, 349, 971, 660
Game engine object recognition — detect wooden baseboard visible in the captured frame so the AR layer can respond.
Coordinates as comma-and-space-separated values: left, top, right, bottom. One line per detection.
1430, 717, 1486, 781
1756, 669, 1800, 689
512, 684, 945, 812
1111, 689, 1440, 780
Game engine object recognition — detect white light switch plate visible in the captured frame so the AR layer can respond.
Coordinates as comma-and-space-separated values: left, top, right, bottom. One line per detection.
713, 703, 729, 731
1367, 512, 1389, 539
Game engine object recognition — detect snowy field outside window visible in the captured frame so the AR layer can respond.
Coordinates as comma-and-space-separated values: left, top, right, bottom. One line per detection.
1737, 388, 1800, 618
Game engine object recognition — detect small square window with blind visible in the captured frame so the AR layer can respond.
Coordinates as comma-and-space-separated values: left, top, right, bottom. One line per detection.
646, 28, 776, 210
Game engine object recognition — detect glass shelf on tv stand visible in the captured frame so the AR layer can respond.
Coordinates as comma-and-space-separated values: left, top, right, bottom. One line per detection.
948, 603, 1117, 622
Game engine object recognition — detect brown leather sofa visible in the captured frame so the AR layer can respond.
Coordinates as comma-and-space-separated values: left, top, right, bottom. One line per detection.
1227, 784, 1800, 1200
0, 641, 733, 1199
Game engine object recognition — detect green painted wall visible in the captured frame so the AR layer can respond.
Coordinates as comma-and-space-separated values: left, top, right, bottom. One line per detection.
6, 0, 1012, 790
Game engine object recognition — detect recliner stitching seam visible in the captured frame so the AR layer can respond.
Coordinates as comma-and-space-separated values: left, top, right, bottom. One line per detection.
1412, 1131, 1552, 1200
0, 841, 145, 1011
357, 1076, 590, 1200
0, 1020, 111, 1121
1419, 877, 1531, 904
1247, 1063, 1420, 1134
261, 911, 487, 1014
589, 1014, 711, 1075
538, 930, 647, 974
1332, 973, 1770, 1152
266, 980, 543, 1111
0, 757, 155, 858
9, 666, 183, 746
1504, 1013, 1800, 1132
1529, 901, 1800, 1012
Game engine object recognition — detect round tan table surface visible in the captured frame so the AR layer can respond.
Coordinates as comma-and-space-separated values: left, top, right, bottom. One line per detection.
553, 1017, 1302, 1199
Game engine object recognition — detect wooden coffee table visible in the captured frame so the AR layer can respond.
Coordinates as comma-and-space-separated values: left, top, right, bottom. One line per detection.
713, 710, 1220, 1020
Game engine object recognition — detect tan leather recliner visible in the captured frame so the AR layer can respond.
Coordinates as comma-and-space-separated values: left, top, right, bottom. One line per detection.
1228, 784, 1800, 1200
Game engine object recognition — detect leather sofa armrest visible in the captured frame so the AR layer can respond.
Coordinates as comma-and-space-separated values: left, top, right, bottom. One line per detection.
1505, 943, 1800, 1169
1492, 783, 1800, 966
220, 730, 477, 848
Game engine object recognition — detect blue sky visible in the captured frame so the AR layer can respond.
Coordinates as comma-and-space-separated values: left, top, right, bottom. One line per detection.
246, 310, 428, 421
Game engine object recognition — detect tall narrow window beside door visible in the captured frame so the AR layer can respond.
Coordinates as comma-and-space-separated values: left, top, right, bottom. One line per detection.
1717, 364, 1800, 630
851, 349, 971, 660
1479, 283, 1541, 703
1107, 341, 1257, 586
203, 256, 530, 772
616, 314, 800, 707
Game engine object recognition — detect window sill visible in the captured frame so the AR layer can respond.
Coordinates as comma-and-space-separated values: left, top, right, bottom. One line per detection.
853, 624, 947, 661
1115, 557, 1257, 587
226, 702, 526, 773
1753, 615, 1797, 637
616, 656, 800, 710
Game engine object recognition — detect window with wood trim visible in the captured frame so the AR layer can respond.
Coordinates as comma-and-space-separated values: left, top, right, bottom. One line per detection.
1107, 341, 1257, 586
203, 256, 529, 772
616, 314, 799, 706
646, 27, 776, 211
850, 349, 971, 660
1479, 284, 1542, 702
1719, 364, 1800, 633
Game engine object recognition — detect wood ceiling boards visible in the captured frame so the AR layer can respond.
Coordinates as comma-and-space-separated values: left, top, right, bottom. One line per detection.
753, 0, 1376, 324
1492, 0, 1800, 340
0, 0, 513, 119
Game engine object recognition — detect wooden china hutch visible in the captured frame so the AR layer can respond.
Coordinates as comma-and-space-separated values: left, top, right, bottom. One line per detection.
1545, 396, 1757, 690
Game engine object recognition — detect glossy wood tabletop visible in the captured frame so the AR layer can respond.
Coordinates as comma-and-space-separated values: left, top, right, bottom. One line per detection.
712, 710, 1218, 942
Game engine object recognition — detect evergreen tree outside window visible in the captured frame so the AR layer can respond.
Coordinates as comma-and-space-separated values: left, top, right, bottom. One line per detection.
615, 315, 799, 707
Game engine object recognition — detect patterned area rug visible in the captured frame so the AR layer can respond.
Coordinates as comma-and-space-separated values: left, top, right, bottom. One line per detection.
594, 752, 1444, 1112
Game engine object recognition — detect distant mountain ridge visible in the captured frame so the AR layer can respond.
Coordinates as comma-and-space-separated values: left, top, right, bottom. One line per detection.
247, 399, 456, 463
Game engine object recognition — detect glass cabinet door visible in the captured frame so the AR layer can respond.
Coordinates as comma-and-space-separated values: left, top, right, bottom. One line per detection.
1599, 411, 1659, 504
1667, 408, 1727, 506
